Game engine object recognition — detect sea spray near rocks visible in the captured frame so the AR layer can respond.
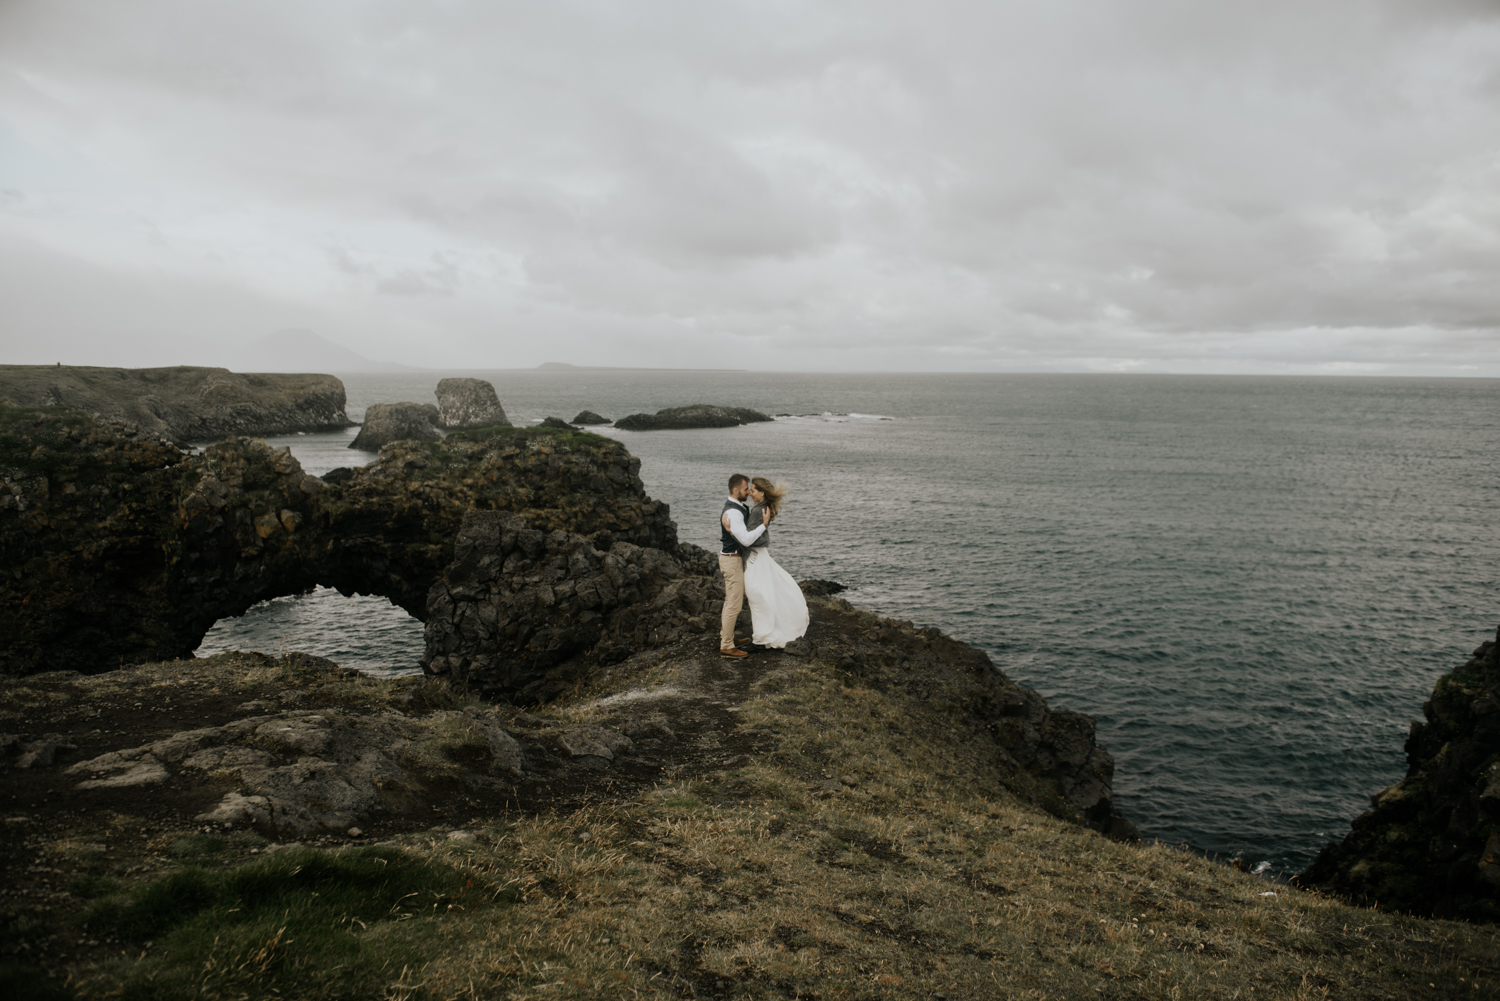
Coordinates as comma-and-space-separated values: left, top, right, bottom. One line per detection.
614, 404, 773, 431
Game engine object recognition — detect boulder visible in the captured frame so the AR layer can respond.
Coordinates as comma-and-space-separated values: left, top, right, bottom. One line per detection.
0, 364, 354, 443
435, 378, 511, 430
538, 416, 575, 429
571, 410, 611, 425
613, 404, 773, 431
349, 402, 441, 450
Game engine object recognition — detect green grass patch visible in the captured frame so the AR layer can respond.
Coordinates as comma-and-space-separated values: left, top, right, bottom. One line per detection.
76, 846, 493, 1000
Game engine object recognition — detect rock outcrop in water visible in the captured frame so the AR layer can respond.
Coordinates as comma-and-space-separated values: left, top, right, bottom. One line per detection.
0, 406, 671, 676
348, 402, 441, 450
614, 404, 773, 431
435, 378, 511, 430
1299, 627, 1500, 922
570, 410, 610, 425
0, 365, 353, 443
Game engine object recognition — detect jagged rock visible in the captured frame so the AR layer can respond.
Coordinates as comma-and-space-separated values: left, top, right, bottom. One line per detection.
1299, 628, 1500, 921
422, 509, 719, 701
0, 365, 353, 443
613, 404, 773, 431
799, 579, 847, 597
571, 410, 610, 425
436, 378, 511, 430
538, 416, 575, 430
1, 410, 674, 676
349, 402, 441, 450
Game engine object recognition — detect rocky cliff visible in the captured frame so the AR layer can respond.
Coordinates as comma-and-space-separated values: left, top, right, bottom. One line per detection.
0, 406, 672, 676
0, 365, 353, 443
423, 508, 1139, 840
1299, 627, 1500, 921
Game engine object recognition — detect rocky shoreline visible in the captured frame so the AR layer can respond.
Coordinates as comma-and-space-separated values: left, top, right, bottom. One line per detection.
4, 405, 1500, 996
1298, 626, 1500, 921
1, 402, 1130, 841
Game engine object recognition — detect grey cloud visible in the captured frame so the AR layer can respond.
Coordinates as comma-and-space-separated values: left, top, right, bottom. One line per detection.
1, 0, 1498, 372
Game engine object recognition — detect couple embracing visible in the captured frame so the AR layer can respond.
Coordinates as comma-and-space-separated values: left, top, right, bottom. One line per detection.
717, 473, 810, 658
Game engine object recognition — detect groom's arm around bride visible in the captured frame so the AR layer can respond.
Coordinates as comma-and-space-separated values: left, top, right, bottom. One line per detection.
717, 473, 764, 658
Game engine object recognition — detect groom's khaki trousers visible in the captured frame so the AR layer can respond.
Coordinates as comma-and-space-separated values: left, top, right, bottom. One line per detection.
718, 553, 745, 650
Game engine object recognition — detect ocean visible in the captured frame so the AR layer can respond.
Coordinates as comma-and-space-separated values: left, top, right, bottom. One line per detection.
195, 371, 1500, 874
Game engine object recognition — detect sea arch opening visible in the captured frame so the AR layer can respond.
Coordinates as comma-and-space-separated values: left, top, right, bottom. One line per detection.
195, 586, 427, 677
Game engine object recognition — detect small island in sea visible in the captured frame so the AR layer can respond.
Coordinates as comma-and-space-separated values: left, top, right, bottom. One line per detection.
1, 371, 1497, 999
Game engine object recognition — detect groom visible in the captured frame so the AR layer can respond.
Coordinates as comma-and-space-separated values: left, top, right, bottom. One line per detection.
718, 473, 766, 658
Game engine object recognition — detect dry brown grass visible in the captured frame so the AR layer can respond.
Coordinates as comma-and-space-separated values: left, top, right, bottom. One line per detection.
19, 650, 1500, 999
90, 655, 1500, 999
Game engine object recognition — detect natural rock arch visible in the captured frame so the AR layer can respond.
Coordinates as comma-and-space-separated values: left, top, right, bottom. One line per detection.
0, 407, 674, 676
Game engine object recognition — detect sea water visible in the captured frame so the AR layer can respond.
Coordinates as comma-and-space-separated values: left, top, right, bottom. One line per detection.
195, 371, 1500, 873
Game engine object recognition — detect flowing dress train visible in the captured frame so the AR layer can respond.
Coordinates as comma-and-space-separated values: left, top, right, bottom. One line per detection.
743, 546, 809, 648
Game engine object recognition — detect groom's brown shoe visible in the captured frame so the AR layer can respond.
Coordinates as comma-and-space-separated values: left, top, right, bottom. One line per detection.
719, 647, 749, 659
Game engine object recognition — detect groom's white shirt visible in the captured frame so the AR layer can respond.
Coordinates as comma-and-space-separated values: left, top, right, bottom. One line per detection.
723, 496, 765, 551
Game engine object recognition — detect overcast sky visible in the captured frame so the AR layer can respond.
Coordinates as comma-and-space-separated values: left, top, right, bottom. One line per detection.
3, 0, 1499, 374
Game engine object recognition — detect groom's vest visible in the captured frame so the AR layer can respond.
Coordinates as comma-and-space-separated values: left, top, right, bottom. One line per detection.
720, 498, 749, 555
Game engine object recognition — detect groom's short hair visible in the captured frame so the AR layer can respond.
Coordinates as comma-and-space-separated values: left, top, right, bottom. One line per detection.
728, 473, 749, 491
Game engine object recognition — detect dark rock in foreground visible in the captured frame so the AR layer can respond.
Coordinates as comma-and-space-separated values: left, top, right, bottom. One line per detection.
0, 365, 353, 443
436, 377, 511, 430
349, 402, 441, 450
571, 410, 610, 425
614, 404, 773, 431
1299, 627, 1500, 922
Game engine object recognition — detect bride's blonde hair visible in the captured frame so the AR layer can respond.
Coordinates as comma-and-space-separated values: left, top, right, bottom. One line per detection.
751, 477, 787, 523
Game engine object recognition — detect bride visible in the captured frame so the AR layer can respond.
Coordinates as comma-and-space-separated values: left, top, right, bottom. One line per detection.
743, 477, 810, 649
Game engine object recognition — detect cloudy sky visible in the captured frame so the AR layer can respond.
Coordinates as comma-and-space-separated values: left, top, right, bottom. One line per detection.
2, 0, 1499, 374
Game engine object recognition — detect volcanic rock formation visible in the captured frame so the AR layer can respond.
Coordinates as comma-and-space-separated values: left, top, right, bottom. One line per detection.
348, 402, 441, 450
613, 404, 773, 431
571, 410, 611, 425
1, 401, 1137, 846
1299, 627, 1500, 921
0, 365, 353, 443
0, 406, 672, 676
421, 508, 1138, 837
435, 378, 511, 430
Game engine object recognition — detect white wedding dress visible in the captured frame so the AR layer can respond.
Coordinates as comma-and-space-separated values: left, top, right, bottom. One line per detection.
743, 540, 809, 648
